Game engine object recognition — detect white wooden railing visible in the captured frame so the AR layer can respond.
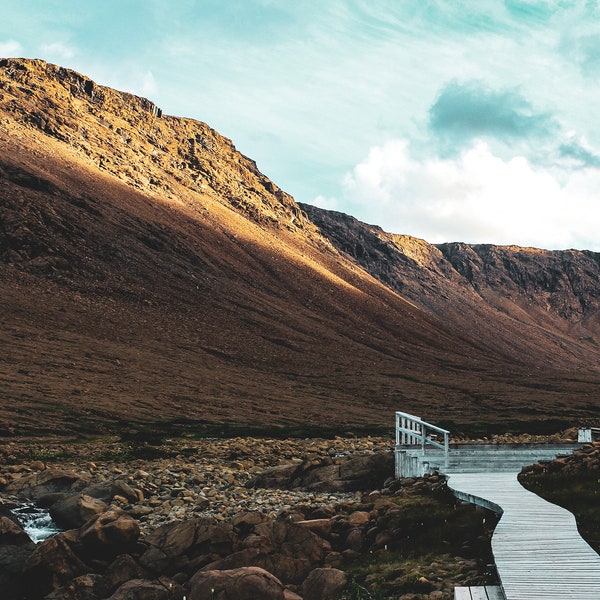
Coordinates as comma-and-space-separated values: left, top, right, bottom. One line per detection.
578, 427, 600, 443
395, 411, 450, 477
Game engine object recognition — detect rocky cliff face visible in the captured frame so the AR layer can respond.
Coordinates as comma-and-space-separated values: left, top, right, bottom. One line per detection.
437, 243, 600, 324
1, 58, 599, 435
301, 204, 600, 369
0, 58, 305, 234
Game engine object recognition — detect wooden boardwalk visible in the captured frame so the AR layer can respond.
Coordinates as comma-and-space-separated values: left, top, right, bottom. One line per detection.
448, 471, 600, 599
454, 585, 504, 599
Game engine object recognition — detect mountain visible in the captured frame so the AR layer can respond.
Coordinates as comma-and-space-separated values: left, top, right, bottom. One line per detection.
301, 205, 600, 369
0, 58, 599, 437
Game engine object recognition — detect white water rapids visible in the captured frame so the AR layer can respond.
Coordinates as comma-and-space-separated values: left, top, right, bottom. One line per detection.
12, 503, 61, 543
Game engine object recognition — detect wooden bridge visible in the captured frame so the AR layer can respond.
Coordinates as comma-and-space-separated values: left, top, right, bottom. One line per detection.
395, 412, 600, 599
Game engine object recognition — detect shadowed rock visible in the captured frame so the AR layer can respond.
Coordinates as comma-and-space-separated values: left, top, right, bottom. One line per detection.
247, 452, 394, 492
50, 494, 108, 529
189, 566, 286, 600
4, 469, 88, 501
302, 567, 347, 600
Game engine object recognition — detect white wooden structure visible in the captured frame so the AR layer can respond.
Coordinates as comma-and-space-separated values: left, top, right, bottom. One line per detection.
393, 412, 595, 597
577, 426, 600, 442
394, 411, 449, 477
455, 586, 505, 600
448, 471, 600, 599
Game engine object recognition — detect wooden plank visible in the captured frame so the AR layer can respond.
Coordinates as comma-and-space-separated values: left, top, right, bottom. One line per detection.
454, 586, 505, 600
485, 587, 505, 600
448, 471, 600, 599
469, 587, 489, 600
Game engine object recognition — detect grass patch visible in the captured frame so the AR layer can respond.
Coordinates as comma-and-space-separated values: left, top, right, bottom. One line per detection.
341, 489, 500, 598
112, 419, 393, 441
437, 418, 575, 439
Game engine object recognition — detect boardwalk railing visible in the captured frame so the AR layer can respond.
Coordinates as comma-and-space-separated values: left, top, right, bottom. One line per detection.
395, 411, 450, 477
578, 427, 600, 443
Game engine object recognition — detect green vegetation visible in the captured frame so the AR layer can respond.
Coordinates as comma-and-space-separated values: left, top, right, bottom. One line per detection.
146, 419, 393, 440
437, 418, 576, 439
341, 489, 500, 598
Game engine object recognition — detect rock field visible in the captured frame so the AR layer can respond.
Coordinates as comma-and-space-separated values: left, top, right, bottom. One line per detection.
0, 435, 498, 599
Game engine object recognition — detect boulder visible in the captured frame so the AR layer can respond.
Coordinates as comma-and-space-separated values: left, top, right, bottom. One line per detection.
81, 479, 139, 504
0, 543, 36, 600
107, 578, 176, 600
189, 566, 286, 600
201, 548, 311, 585
254, 520, 326, 565
348, 511, 370, 526
232, 510, 268, 532
0, 505, 33, 545
247, 452, 394, 492
344, 528, 364, 552
245, 463, 299, 489
302, 567, 347, 600
43, 573, 103, 600
140, 517, 234, 575
37, 491, 70, 508
202, 519, 327, 584
95, 554, 150, 598
4, 469, 87, 501
50, 493, 108, 529
23, 532, 90, 597
78, 508, 140, 555
295, 518, 332, 538
335, 453, 394, 490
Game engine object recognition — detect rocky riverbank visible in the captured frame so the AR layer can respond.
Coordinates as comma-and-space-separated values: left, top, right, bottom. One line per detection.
1, 437, 393, 533
0, 436, 499, 599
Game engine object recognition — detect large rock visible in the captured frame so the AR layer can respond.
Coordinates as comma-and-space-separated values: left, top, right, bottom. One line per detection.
23, 532, 90, 597
0, 505, 33, 545
50, 493, 108, 529
302, 568, 347, 600
188, 566, 286, 600
247, 452, 394, 492
140, 517, 235, 575
95, 553, 150, 598
201, 549, 311, 585
4, 469, 88, 501
254, 520, 326, 565
0, 543, 36, 600
78, 508, 140, 555
108, 578, 185, 600
81, 480, 139, 504
43, 573, 103, 600
200, 519, 326, 584
333, 453, 394, 491
244, 463, 299, 489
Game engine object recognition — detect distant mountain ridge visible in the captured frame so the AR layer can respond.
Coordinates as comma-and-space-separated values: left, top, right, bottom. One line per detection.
301, 204, 600, 368
0, 58, 599, 435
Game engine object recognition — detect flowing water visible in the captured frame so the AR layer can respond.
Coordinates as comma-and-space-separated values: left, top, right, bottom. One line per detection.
12, 503, 62, 543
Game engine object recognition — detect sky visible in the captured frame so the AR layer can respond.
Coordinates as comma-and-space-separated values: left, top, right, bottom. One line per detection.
1, 0, 600, 251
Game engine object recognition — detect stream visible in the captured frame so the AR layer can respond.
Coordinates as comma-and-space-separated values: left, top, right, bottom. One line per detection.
12, 502, 62, 543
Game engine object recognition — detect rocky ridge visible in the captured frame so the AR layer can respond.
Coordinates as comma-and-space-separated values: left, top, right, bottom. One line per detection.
301, 204, 600, 370
0, 58, 306, 236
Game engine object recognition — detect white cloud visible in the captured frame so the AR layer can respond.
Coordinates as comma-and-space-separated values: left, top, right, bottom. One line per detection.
322, 140, 600, 251
41, 41, 76, 60
0, 39, 23, 56
140, 70, 157, 96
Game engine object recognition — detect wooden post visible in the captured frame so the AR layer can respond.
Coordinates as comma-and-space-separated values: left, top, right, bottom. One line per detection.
444, 431, 449, 468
